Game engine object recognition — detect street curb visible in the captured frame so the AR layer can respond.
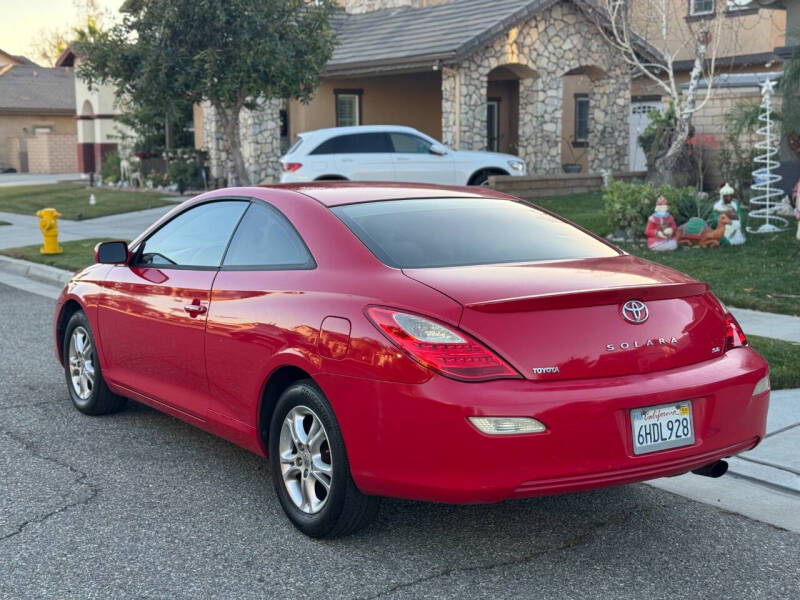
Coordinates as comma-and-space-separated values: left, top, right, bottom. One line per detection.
0, 255, 72, 289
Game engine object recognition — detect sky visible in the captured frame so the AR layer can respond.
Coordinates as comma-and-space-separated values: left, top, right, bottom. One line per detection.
0, 0, 124, 60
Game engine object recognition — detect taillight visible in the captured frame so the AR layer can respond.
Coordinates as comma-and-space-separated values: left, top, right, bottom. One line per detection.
282, 162, 302, 172
724, 313, 747, 351
366, 307, 520, 381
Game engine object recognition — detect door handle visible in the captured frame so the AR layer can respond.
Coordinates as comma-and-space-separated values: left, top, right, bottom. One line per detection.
184, 302, 207, 317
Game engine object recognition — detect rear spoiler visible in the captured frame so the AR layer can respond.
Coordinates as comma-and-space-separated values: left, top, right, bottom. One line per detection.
465, 282, 709, 313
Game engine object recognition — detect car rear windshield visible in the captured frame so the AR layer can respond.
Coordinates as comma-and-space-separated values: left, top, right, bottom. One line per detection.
331, 198, 619, 269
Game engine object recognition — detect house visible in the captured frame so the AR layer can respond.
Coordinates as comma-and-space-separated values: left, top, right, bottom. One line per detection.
55, 47, 130, 175
0, 49, 77, 173
198, 0, 648, 184
196, 0, 791, 186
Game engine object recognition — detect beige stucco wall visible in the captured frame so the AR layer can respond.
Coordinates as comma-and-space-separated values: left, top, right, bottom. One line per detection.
288, 71, 442, 143
632, 1, 786, 62
0, 113, 74, 170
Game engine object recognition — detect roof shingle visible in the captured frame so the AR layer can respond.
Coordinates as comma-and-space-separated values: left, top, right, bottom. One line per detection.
0, 65, 75, 114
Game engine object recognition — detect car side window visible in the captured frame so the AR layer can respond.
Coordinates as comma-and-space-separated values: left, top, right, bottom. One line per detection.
389, 133, 432, 154
222, 202, 314, 269
311, 133, 392, 155
135, 201, 248, 268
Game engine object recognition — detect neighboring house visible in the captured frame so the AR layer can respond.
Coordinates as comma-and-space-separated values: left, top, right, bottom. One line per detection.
0, 49, 77, 173
628, 0, 790, 186
55, 47, 129, 175
198, 0, 648, 184
196, 0, 791, 185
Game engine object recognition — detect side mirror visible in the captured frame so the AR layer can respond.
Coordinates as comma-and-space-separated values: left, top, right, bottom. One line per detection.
95, 240, 129, 265
428, 144, 447, 156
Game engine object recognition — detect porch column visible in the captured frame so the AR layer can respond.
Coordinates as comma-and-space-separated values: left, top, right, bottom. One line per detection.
587, 70, 630, 174
441, 67, 459, 148
240, 97, 282, 184
519, 73, 562, 175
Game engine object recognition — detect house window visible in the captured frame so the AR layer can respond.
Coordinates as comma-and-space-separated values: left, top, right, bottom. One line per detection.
334, 90, 361, 127
574, 94, 589, 144
690, 0, 714, 16
486, 99, 500, 152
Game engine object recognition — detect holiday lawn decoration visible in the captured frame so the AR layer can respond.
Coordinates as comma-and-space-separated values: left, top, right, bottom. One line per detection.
747, 79, 789, 234
645, 196, 677, 251
712, 183, 746, 245
677, 214, 732, 248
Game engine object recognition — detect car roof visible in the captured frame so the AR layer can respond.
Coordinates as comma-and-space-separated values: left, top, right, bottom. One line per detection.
267, 182, 514, 207
298, 124, 423, 139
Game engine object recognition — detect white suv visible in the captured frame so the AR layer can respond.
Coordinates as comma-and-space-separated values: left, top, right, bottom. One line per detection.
279, 125, 526, 185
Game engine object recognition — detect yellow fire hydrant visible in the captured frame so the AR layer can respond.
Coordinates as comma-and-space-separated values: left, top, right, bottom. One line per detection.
36, 208, 63, 255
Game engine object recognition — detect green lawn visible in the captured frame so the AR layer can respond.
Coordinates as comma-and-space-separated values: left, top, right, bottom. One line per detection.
533, 192, 800, 316
0, 237, 113, 272
748, 335, 800, 390
0, 183, 173, 220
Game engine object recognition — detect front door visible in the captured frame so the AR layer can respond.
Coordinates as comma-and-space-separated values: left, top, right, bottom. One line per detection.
486, 100, 500, 152
97, 200, 248, 418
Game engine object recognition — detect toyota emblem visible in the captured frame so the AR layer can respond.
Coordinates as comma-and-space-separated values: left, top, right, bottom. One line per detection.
621, 300, 649, 324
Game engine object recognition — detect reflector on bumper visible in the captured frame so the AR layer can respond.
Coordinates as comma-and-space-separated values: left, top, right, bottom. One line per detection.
753, 374, 770, 396
469, 417, 546, 435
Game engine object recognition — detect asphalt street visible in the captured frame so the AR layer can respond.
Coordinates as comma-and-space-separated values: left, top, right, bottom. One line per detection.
1, 282, 798, 599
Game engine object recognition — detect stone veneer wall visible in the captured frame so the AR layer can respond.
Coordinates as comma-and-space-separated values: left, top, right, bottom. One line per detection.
202, 99, 282, 185
441, 1, 631, 175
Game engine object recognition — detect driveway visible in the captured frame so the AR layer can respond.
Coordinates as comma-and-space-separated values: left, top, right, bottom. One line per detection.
0, 173, 83, 187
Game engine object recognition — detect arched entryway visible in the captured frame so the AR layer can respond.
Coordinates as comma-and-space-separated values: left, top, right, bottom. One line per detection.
486, 63, 537, 155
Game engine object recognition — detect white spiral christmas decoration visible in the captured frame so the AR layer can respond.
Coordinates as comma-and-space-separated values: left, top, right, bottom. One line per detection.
747, 78, 789, 234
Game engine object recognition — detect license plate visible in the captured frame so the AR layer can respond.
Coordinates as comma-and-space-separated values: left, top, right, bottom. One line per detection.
631, 401, 695, 455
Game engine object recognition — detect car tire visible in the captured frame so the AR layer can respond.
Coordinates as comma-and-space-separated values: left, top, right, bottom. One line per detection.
62, 310, 127, 416
269, 380, 379, 537
469, 169, 502, 186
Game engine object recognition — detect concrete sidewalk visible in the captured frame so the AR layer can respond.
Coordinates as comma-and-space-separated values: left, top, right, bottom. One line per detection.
0, 204, 178, 250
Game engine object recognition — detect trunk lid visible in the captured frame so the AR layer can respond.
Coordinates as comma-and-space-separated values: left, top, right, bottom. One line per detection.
403, 255, 727, 381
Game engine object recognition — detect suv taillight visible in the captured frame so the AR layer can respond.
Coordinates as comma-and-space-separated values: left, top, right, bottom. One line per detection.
366, 307, 520, 382
282, 162, 302, 172
724, 312, 747, 351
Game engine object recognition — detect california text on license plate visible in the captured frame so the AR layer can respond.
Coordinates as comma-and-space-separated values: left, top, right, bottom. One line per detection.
631, 401, 695, 455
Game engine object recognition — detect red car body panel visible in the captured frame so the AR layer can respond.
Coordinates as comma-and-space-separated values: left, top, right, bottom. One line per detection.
54, 184, 770, 504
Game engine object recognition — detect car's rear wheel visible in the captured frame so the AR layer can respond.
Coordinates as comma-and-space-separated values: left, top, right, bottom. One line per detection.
62, 311, 126, 415
269, 380, 378, 537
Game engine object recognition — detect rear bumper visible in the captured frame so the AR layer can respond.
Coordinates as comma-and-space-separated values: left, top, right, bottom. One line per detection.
317, 347, 769, 503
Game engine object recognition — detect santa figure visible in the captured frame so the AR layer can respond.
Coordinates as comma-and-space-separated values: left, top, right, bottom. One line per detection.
645, 196, 677, 251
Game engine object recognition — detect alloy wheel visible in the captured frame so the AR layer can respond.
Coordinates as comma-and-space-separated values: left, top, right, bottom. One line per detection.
68, 326, 95, 401
278, 405, 333, 514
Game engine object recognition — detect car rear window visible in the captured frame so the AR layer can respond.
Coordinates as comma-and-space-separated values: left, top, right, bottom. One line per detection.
331, 198, 619, 268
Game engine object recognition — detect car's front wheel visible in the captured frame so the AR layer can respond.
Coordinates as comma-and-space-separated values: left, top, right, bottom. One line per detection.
269, 380, 379, 537
62, 310, 126, 415
468, 168, 506, 186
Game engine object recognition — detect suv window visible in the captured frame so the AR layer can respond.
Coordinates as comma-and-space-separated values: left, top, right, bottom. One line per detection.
136, 201, 247, 268
389, 133, 432, 154
223, 202, 314, 268
310, 132, 392, 155
332, 198, 619, 268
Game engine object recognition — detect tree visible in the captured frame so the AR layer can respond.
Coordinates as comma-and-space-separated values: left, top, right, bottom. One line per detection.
29, 0, 103, 66
590, 0, 739, 185
75, 0, 339, 185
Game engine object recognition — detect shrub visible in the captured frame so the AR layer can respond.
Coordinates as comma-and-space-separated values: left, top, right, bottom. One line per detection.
603, 181, 698, 236
101, 150, 121, 182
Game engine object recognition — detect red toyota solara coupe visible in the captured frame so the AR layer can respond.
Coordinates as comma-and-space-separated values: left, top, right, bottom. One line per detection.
54, 183, 770, 537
